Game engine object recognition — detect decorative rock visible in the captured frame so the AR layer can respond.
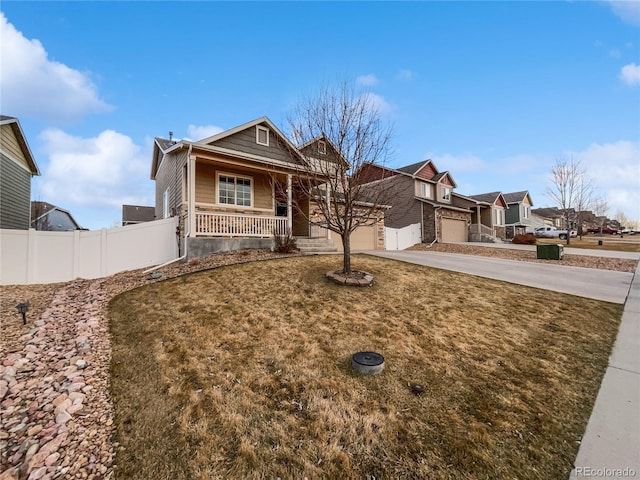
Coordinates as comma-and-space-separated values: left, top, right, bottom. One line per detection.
27, 425, 43, 437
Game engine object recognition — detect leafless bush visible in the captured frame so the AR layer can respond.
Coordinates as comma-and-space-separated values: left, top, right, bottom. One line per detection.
273, 230, 298, 254
512, 233, 537, 245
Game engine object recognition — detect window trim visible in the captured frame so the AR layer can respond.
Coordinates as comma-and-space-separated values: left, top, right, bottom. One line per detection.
441, 185, 451, 202
216, 172, 254, 208
318, 140, 327, 155
256, 125, 269, 146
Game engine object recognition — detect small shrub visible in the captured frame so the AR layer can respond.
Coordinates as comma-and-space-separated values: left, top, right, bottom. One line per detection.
512, 233, 537, 245
273, 230, 298, 254
188, 257, 200, 266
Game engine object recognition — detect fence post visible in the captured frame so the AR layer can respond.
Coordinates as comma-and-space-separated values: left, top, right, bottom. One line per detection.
27, 228, 36, 284
101, 228, 108, 277
72, 229, 81, 280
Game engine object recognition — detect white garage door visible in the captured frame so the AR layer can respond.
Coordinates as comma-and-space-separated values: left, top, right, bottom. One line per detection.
441, 218, 467, 243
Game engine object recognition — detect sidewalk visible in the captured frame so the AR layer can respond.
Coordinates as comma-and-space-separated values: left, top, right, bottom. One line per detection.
457, 241, 640, 260
569, 261, 640, 479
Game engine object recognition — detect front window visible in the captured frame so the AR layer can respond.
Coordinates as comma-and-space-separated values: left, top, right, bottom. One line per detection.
494, 209, 503, 225
420, 183, 431, 199
441, 186, 451, 201
218, 174, 252, 206
523, 205, 530, 219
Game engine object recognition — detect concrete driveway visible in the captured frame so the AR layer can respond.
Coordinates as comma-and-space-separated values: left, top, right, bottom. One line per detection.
366, 250, 634, 304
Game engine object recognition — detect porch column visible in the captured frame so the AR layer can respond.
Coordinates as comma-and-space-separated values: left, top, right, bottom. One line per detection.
476, 205, 481, 234
287, 174, 292, 234
188, 155, 196, 237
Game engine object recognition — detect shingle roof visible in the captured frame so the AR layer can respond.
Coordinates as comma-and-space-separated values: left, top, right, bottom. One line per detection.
503, 191, 529, 204
397, 160, 431, 176
469, 191, 502, 204
122, 205, 155, 223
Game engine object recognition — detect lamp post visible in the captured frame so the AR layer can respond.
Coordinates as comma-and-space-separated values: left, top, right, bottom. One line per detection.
16, 302, 29, 325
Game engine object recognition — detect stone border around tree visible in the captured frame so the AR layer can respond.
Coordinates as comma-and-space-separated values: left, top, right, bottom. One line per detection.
325, 270, 374, 287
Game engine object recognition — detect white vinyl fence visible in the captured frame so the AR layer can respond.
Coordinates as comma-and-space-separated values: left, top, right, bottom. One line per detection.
0, 217, 179, 285
385, 223, 422, 250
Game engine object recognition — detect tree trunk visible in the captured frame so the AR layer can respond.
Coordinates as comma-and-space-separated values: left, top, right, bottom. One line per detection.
341, 232, 351, 274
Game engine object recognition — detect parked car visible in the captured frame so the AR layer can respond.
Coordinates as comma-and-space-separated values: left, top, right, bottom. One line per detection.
620, 229, 636, 235
586, 227, 619, 235
534, 226, 577, 240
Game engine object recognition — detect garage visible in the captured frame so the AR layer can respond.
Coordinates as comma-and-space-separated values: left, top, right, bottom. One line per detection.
441, 218, 467, 243
335, 224, 379, 251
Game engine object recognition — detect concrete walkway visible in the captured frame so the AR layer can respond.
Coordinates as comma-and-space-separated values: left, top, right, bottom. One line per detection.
365, 249, 640, 479
569, 262, 640, 479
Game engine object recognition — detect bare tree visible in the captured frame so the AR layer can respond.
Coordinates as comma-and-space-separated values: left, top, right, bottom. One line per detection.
546, 158, 595, 245
592, 196, 608, 234
285, 81, 394, 275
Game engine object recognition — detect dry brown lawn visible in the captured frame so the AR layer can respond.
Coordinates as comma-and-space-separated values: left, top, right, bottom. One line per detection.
109, 255, 623, 480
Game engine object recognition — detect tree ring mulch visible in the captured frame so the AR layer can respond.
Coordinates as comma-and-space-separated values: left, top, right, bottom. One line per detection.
325, 270, 374, 287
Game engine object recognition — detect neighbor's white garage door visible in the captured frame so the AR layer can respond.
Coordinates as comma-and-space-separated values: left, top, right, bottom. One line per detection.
441, 218, 467, 243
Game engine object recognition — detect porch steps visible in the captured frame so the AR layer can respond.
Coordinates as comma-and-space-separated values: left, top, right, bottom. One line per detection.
295, 237, 338, 253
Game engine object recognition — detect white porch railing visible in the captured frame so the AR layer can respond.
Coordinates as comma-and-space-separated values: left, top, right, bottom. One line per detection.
194, 212, 288, 237
469, 223, 495, 237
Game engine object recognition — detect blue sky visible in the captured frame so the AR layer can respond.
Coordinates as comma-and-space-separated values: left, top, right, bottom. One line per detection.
1, 1, 639, 230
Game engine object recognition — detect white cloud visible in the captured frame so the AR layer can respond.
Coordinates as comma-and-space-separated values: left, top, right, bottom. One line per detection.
186, 124, 224, 141
37, 129, 153, 215
604, 0, 640, 26
366, 93, 393, 115
620, 63, 640, 85
564, 140, 640, 219
396, 69, 414, 81
356, 74, 379, 87
0, 12, 111, 123
429, 153, 486, 173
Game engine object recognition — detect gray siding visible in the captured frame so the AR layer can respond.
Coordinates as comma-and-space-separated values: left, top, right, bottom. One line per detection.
213, 124, 299, 166
505, 203, 519, 224
155, 149, 188, 220
1, 153, 31, 230
377, 175, 422, 229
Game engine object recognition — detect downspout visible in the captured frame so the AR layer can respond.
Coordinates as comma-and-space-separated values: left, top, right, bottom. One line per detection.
144, 144, 192, 273
424, 204, 441, 248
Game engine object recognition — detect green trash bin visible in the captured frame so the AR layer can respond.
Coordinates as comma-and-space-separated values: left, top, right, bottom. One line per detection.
536, 244, 564, 260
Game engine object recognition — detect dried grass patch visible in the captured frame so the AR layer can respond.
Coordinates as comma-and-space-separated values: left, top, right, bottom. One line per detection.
109, 255, 622, 479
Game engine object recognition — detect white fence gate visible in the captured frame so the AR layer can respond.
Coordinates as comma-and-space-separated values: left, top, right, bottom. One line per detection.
385, 223, 422, 250
0, 217, 179, 285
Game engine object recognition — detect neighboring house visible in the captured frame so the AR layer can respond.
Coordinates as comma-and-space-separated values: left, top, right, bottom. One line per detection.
150, 117, 384, 258
31, 201, 84, 231
531, 207, 565, 229
456, 191, 508, 241
357, 160, 472, 243
503, 191, 534, 239
122, 205, 156, 226
0, 115, 40, 230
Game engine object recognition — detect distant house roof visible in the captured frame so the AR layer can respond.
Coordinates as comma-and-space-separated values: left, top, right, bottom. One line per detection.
0, 115, 40, 175
503, 191, 532, 205
531, 207, 563, 218
122, 205, 156, 225
31, 201, 83, 231
396, 160, 431, 176
468, 191, 508, 208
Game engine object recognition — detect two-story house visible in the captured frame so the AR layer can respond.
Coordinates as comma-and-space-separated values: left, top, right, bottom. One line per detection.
503, 191, 534, 239
357, 160, 472, 243
1, 116, 40, 230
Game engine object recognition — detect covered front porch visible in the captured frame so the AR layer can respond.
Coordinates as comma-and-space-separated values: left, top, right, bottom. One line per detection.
181, 152, 329, 240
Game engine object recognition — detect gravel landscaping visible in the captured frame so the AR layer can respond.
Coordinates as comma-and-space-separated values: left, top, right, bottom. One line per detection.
0, 245, 635, 479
